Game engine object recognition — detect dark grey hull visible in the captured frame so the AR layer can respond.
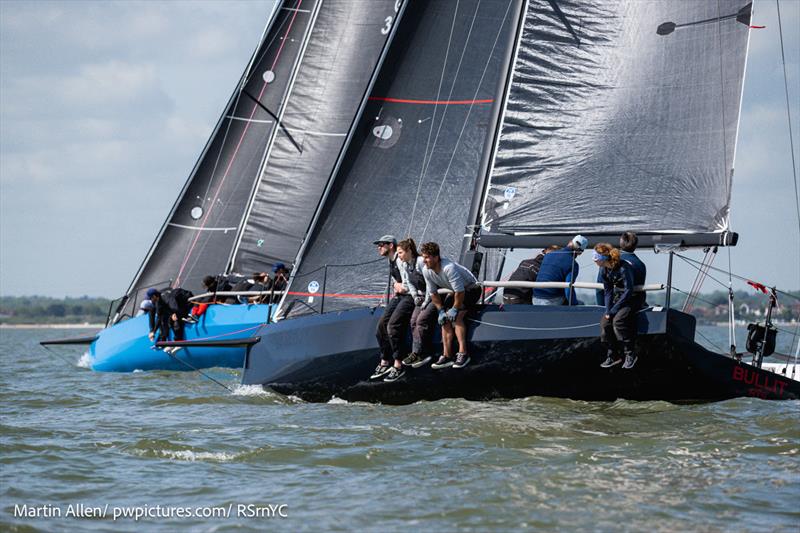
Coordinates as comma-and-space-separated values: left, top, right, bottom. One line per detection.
242, 306, 800, 404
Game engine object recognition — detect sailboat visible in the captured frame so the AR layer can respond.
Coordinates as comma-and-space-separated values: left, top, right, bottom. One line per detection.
225, 0, 799, 403
41, 0, 406, 371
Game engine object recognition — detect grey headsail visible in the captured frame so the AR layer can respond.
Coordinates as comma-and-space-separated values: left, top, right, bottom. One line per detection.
479, 0, 752, 243
121, 1, 316, 316
230, 0, 407, 275
280, 0, 524, 317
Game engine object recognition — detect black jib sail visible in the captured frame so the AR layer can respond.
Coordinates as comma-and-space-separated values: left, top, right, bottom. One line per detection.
478, 0, 752, 245
230, 0, 406, 275
121, 0, 315, 316
281, 0, 524, 317
121, 0, 403, 318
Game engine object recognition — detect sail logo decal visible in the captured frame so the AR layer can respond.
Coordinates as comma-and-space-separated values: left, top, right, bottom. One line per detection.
190, 206, 203, 220
307, 281, 320, 293
371, 117, 402, 149
373, 125, 393, 140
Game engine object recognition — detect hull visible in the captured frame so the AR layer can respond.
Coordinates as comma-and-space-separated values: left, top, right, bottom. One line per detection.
90, 304, 272, 372
242, 306, 800, 404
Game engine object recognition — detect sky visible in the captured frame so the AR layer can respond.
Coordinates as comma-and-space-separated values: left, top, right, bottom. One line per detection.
1, 0, 798, 299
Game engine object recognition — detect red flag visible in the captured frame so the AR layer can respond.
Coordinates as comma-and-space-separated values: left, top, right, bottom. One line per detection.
747, 280, 768, 294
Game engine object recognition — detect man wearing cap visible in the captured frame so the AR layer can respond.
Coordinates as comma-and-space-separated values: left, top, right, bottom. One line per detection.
532, 235, 588, 305
369, 235, 415, 382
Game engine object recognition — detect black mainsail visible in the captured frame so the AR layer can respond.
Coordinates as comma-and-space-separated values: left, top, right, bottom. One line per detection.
281, 0, 524, 317
478, 0, 752, 246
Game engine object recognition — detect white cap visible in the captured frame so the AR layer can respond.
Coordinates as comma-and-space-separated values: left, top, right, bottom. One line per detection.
571, 234, 589, 251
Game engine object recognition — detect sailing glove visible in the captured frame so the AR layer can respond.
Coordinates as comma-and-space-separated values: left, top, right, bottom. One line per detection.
445, 307, 459, 322
437, 309, 447, 325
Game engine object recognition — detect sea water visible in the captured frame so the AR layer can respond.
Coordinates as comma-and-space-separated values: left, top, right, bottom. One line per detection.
1, 326, 798, 532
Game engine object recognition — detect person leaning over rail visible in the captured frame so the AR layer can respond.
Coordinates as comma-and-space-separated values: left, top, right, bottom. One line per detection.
594, 243, 638, 370
397, 238, 437, 371
146, 287, 193, 354
533, 235, 588, 305
596, 231, 647, 309
421, 242, 481, 370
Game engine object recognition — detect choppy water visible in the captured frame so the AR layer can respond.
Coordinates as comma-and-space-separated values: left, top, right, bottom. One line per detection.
2, 327, 798, 532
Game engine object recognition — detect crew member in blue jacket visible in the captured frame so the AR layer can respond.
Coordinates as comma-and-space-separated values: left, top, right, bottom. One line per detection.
596, 231, 647, 307
594, 243, 638, 369
532, 235, 588, 305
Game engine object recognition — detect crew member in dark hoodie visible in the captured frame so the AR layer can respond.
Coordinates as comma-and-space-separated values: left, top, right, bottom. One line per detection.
596, 231, 647, 308
503, 245, 559, 304
146, 287, 193, 353
594, 243, 638, 369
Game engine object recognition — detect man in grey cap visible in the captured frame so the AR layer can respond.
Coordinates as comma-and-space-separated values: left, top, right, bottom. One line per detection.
369, 234, 415, 382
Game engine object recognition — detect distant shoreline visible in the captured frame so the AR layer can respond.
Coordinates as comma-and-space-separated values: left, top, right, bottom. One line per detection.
0, 323, 103, 329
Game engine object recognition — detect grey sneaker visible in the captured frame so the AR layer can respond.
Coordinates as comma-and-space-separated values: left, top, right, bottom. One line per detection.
370, 363, 393, 380
600, 354, 623, 368
452, 352, 470, 369
383, 366, 406, 382
431, 356, 454, 369
621, 354, 638, 369
402, 352, 432, 368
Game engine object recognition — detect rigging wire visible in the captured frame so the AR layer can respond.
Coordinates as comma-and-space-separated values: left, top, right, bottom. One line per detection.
673, 253, 800, 301
776, 0, 800, 261
408, 0, 461, 236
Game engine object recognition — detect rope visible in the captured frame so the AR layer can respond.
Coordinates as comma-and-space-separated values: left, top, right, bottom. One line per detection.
41, 344, 83, 367
160, 349, 258, 405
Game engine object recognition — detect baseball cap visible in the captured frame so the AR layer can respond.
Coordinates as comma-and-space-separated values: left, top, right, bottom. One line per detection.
571, 235, 589, 251
145, 288, 160, 298
372, 234, 397, 245
272, 262, 287, 273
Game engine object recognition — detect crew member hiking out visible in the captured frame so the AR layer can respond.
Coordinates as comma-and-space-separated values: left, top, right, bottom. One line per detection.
594, 242, 639, 370
596, 231, 647, 308
370, 235, 414, 381
421, 242, 481, 370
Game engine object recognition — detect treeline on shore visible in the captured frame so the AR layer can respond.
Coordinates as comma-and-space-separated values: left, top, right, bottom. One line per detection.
0, 296, 112, 325
0, 290, 797, 325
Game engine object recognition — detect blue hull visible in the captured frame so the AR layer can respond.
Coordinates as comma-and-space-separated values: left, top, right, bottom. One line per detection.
89, 304, 272, 372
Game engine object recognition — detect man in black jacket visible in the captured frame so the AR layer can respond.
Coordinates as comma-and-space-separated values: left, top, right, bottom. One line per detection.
503, 246, 558, 304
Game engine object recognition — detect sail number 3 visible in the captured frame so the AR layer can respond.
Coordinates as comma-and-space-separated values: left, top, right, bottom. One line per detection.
381, 0, 403, 35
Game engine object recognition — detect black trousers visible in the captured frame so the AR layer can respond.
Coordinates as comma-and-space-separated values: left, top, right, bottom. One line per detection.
376, 295, 414, 362
157, 314, 185, 342
600, 306, 636, 355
